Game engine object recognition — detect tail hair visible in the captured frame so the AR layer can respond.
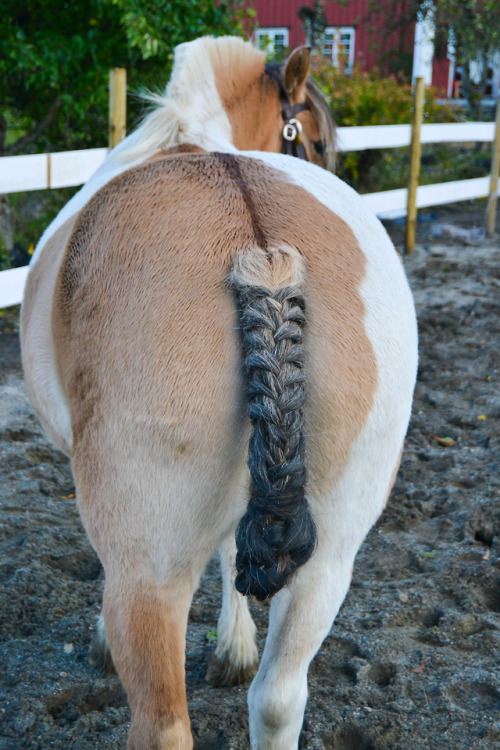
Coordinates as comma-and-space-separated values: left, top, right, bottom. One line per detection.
230, 246, 317, 601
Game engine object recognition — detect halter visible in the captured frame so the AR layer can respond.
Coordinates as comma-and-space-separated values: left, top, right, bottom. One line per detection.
265, 64, 310, 162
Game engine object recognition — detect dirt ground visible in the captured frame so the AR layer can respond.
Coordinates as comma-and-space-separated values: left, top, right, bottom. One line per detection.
0, 203, 499, 749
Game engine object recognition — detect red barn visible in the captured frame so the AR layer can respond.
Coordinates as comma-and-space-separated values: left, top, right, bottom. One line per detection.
246, 0, 500, 99
248, 0, 416, 79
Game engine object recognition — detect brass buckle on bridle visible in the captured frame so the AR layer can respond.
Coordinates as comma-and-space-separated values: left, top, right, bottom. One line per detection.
264, 63, 310, 161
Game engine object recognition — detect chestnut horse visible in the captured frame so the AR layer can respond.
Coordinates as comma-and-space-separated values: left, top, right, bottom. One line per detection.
21, 36, 417, 749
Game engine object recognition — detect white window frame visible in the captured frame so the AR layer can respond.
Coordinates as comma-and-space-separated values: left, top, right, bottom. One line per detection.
255, 27, 289, 56
323, 27, 355, 71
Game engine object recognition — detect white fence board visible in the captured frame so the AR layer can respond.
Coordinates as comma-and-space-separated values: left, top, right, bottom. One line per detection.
0, 266, 29, 309
420, 122, 494, 144
337, 125, 411, 151
416, 175, 491, 207
336, 121, 495, 151
363, 188, 408, 217
0, 148, 108, 194
365, 176, 491, 219
51, 148, 108, 188
0, 155, 48, 193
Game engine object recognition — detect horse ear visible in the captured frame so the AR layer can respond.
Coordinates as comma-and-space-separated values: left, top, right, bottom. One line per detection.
284, 47, 311, 103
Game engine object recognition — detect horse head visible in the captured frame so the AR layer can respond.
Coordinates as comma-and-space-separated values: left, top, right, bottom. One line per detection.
211, 41, 336, 171
119, 36, 336, 170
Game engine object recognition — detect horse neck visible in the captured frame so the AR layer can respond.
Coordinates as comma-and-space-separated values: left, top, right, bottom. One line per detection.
222, 77, 282, 153
206, 53, 281, 153
173, 94, 236, 153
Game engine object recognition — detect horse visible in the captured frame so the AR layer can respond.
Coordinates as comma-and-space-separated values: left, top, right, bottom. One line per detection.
21, 36, 417, 750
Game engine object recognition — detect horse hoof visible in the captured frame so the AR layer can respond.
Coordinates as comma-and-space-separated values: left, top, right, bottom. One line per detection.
205, 652, 258, 687
88, 630, 116, 673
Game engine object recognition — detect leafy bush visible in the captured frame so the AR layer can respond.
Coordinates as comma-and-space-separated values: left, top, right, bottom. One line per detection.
311, 61, 467, 191
6, 187, 80, 268
312, 61, 460, 126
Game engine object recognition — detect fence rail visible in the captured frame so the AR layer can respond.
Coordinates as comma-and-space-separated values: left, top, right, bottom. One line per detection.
1, 123, 495, 194
0, 148, 108, 193
336, 121, 495, 151
1, 120, 498, 308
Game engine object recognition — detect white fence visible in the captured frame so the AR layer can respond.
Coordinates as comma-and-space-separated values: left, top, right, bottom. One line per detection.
0, 121, 498, 308
0, 148, 108, 194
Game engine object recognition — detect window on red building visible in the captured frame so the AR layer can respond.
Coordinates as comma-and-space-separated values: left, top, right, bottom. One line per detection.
324, 27, 355, 70
255, 28, 289, 56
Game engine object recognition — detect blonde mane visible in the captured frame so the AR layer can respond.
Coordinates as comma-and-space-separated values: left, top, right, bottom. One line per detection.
119, 36, 266, 162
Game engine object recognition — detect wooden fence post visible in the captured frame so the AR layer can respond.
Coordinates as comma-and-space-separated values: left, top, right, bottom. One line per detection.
109, 68, 127, 149
487, 97, 500, 237
405, 77, 425, 254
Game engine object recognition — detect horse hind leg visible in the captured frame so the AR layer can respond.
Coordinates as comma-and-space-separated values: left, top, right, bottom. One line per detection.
72, 451, 204, 750
247, 532, 356, 750
206, 535, 259, 686
247, 445, 403, 750
102, 577, 194, 750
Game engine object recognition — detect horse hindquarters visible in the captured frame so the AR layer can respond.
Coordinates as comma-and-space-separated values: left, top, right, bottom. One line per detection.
46, 151, 416, 749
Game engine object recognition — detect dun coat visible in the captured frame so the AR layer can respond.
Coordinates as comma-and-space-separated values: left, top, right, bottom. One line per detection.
21, 36, 417, 750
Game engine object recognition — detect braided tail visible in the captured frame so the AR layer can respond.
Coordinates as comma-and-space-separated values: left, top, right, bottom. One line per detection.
230, 246, 317, 601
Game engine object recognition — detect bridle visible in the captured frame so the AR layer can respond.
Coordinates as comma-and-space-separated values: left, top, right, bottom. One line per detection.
265, 64, 310, 161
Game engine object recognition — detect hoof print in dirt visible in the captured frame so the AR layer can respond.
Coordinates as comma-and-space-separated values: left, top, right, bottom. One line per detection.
46, 681, 127, 726
322, 724, 377, 750
448, 681, 500, 713
42, 551, 102, 582
192, 731, 229, 750
418, 606, 444, 629
368, 662, 397, 688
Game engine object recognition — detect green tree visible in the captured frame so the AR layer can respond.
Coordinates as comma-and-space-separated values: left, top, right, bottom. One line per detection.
364, 0, 500, 118
429, 0, 500, 119
0, 0, 251, 157
0, 0, 251, 255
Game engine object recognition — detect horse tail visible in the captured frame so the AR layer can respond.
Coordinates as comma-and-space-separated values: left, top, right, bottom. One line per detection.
230, 245, 317, 601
